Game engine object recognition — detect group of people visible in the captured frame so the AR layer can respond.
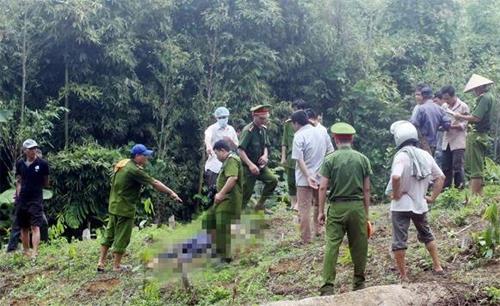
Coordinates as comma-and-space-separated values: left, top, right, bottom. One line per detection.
201, 73, 496, 295
7, 72, 495, 295
411, 74, 496, 195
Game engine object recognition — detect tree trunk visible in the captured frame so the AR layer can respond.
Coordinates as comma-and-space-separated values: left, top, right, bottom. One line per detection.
20, 9, 27, 127
64, 62, 69, 149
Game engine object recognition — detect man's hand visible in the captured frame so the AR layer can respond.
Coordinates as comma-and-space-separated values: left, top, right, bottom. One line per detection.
214, 192, 226, 204
318, 213, 326, 226
258, 155, 268, 167
391, 191, 404, 201
249, 163, 260, 175
280, 156, 286, 165
206, 148, 214, 156
307, 176, 319, 190
425, 195, 434, 204
170, 192, 183, 203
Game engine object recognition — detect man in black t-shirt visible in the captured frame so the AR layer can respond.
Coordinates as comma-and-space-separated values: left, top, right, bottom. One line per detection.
15, 139, 49, 257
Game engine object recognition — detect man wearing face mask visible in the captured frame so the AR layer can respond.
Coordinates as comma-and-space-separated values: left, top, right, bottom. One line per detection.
204, 107, 239, 194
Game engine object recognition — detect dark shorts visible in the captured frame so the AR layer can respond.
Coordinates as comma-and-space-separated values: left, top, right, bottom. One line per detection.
391, 211, 434, 251
15, 200, 44, 228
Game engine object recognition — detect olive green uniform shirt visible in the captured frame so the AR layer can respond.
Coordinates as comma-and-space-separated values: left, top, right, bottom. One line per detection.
471, 92, 495, 133
281, 120, 295, 168
319, 147, 372, 201
216, 153, 243, 214
239, 122, 270, 165
108, 159, 155, 218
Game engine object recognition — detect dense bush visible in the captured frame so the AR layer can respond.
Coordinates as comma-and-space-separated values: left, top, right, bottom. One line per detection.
45, 144, 122, 230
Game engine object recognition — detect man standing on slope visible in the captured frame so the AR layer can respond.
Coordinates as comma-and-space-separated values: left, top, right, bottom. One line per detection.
387, 120, 445, 282
317, 123, 372, 295
97, 144, 182, 272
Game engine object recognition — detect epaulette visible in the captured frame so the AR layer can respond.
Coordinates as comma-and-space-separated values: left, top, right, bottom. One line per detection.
248, 123, 255, 132
285, 118, 291, 123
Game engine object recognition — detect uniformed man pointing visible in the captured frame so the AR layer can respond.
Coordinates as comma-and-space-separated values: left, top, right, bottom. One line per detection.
317, 123, 372, 295
238, 105, 278, 210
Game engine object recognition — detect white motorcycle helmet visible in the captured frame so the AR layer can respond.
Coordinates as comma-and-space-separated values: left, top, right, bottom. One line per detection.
390, 120, 418, 148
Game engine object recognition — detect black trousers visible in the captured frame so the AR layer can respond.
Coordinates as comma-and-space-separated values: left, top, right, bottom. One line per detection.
442, 145, 465, 189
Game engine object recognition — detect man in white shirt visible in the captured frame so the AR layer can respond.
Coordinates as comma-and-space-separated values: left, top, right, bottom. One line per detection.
291, 110, 329, 243
440, 85, 469, 189
204, 107, 239, 192
388, 121, 445, 282
305, 108, 334, 154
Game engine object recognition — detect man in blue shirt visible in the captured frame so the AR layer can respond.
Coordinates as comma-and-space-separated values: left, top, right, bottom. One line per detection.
410, 86, 451, 155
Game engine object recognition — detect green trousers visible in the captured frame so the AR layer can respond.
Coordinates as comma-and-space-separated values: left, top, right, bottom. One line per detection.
321, 201, 367, 293
101, 213, 134, 254
203, 207, 237, 260
465, 132, 489, 178
242, 166, 278, 209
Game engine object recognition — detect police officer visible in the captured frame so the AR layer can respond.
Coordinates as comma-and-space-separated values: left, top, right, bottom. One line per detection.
238, 105, 278, 210
203, 139, 243, 263
317, 123, 372, 295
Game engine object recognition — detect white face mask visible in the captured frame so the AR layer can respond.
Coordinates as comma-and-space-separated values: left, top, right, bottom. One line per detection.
217, 117, 228, 128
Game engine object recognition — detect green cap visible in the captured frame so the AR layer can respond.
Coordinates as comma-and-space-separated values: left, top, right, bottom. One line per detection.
250, 104, 272, 113
330, 122, 356, 135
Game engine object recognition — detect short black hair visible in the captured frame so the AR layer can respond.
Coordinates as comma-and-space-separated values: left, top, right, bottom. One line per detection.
440, 85, 455, 97
420, 86, 433, 99
304, 108, 318, 120
434, 90, 443, 99
291, 110, 309, 126
213, 139, 231, 152
292, 99, 308, 110
415, 83, 429, 92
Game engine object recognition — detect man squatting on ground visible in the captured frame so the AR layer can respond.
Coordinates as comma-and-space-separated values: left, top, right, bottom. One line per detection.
97, 144, 182, 272
203, 139, 243, 263
317, 123, 372, 295
387, 120, 445, 282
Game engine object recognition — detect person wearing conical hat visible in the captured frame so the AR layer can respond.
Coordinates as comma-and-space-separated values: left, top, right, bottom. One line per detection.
238, 105, 278, 210
453, 74, 495, 195
317, 123, 372, 295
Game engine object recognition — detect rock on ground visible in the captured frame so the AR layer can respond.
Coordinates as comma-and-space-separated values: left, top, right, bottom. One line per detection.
263, 282, 467, 306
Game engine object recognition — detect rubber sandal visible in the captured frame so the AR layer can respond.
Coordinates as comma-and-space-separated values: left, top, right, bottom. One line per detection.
432, 269, 445, 276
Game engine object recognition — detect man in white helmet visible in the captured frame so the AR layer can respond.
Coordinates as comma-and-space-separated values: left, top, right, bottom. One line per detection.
204, 107, 239, 194
387, 121, 445, 282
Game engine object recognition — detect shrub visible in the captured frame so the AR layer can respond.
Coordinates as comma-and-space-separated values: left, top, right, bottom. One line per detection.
46, 144, 122, 230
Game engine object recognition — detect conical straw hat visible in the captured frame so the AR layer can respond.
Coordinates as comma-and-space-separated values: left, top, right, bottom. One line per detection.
464, 74, 494, 93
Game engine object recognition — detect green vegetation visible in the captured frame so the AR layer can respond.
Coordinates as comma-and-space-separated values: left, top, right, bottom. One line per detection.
1, 187, 500, 305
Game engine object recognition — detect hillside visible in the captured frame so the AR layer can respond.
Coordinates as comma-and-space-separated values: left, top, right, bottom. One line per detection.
1, 187, 499, 305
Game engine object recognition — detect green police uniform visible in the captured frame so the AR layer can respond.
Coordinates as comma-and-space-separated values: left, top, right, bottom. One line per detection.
319, 123, 372, 294
465, 92, 495, 178
101, 159, 154, 254
203, 153, 243, 260
239, 106, 278, 209
282, 119, 296, 197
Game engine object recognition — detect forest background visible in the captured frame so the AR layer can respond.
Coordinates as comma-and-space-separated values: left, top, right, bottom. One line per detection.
0, 0, 499, 242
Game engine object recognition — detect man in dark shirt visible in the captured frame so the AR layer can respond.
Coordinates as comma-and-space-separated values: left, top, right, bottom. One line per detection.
15, 139, 49, 258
